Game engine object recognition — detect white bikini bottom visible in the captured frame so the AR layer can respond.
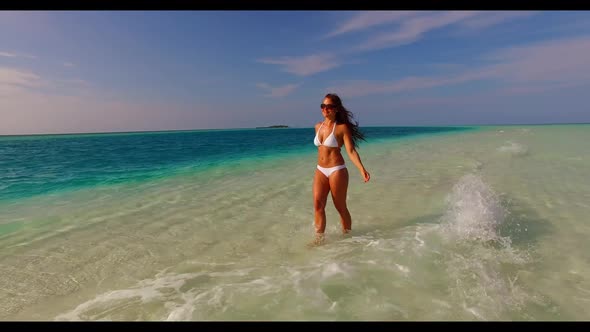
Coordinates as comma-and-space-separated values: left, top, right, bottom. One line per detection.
316, 164, 346, 178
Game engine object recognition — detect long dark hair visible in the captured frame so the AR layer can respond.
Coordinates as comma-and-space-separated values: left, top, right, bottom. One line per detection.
325, 93, 366, 149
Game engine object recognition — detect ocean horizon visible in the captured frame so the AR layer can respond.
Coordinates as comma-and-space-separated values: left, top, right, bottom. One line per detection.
2, 121, 590, 138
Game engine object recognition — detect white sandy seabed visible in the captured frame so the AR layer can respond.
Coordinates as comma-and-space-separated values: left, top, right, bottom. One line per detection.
1, 125, 589, 321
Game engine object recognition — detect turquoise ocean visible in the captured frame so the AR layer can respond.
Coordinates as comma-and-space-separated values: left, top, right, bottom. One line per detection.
1, 125, 589, 320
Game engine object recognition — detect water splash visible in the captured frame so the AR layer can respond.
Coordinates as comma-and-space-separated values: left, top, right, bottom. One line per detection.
440, 174, 508, 245
436, 174, 537, 320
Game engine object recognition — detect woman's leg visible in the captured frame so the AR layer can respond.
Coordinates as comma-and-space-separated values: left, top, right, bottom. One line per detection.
329, 168, 351, 233
313, 168, 331, 234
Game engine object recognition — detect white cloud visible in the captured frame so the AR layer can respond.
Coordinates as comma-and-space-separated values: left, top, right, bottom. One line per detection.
326, 70, 493, 98
0, 67, 43, 90
0, 66, 92, 98
0, 51, 37, 59
327, 35, 590, 97
459, 11, 536, 29
260, 11, 536, 77
335, 11, 537, 52
356, 11, 480, 51
0, 51, 17, 57
257, 53, 340, 76
256, 82, 300, 98
483, 35, 590, 83
323, 11, 417, 39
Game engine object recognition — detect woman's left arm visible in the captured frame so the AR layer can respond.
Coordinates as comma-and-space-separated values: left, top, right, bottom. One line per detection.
342, 125, 370, 183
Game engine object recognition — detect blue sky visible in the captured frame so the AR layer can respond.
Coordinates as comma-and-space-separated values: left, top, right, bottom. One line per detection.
1, 11, 590, 135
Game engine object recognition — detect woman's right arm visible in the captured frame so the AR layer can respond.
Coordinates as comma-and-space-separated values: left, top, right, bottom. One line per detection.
342, 125, 370, 182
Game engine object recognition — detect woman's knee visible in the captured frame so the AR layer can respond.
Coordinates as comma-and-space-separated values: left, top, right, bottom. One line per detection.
333, 201, 348, 214
314, 199, 326, 212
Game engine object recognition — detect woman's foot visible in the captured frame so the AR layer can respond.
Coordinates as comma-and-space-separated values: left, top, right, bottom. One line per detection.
341, 229, 352, 239
306, 233, 325, 248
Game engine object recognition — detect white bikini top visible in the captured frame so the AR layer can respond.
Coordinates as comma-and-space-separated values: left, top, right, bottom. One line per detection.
314, 122, 339, 148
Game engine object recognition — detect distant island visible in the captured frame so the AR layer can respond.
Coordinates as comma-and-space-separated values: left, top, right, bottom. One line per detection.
256, 125, 289, 129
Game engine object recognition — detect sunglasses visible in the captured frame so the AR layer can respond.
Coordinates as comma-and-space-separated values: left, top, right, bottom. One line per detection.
321, 103, 337, 110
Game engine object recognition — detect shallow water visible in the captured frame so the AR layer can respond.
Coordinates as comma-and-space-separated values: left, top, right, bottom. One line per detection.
1, 125, 589, 320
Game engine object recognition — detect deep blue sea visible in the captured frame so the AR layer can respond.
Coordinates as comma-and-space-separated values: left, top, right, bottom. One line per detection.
0, 127, 470, 201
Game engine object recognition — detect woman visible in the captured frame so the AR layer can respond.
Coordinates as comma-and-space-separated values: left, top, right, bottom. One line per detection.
311, 93, 370, 246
